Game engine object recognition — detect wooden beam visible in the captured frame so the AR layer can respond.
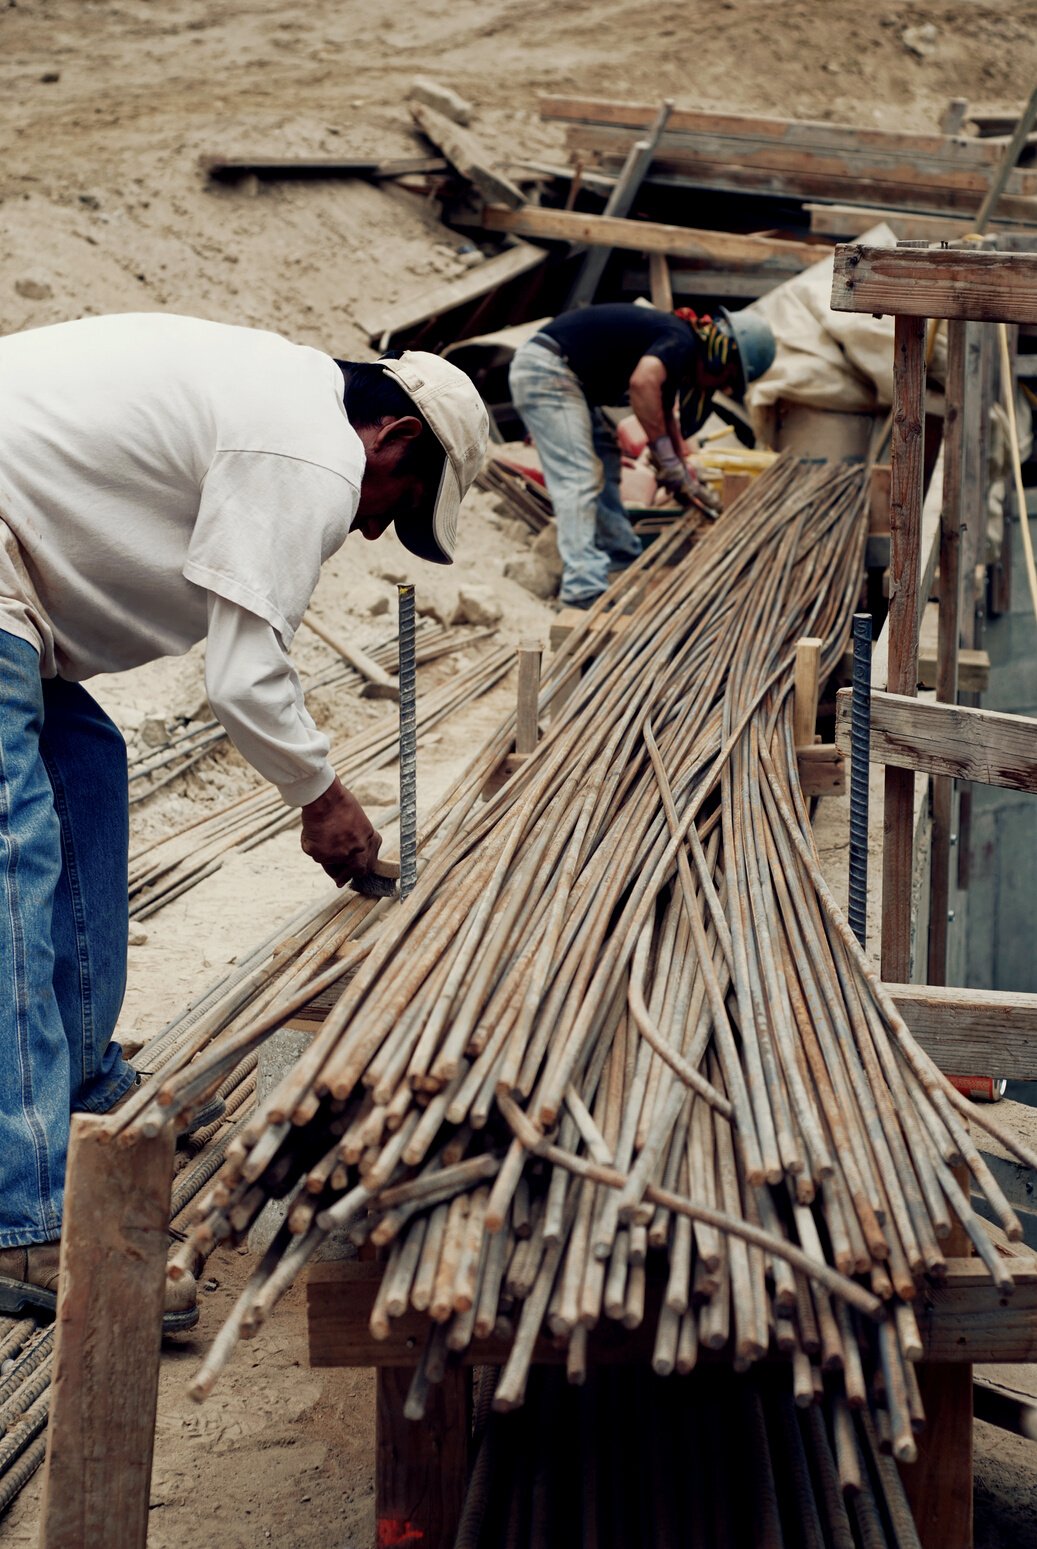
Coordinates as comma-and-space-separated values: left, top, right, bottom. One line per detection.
796, 743, 846, 798
928, 319, 967, 985
410, 102, 525, 209
619, 264, 791, 300
566, 97, 674, 308
835, 688, 1037, 791
376, 1365, 469, 1549
805, 203, 1026, 242
975, 83, 1037, 233
918, 603, 990, 692
888, 982, 1037, 1078
793, 637, 822, 750
202, 154, 448, 183
881, 314, 927, 983
872, 447, 946, 694
539, 95, 1015, 166
301, 611, 399, 700
480, 203, 817, 269
39, 1116, 175, 1549
515, 642, 542, 756
358, 241, 547, 343
309, 1258, 1037, 1369
918, 1258, 1037, 1362
869, 463, 891, 535
549, 606, 631, 650
901, 1365, 974, 1549
648, 251, 673, 311
831, 245, 1037, 324
561, 127, 1037, 218
408, 77, 473, 128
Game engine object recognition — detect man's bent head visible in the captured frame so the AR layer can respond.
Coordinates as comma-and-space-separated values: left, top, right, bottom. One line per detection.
341, 352, 489, 564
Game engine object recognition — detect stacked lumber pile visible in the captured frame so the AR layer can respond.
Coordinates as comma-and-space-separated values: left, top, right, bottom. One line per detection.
109, 461, 1037, 1466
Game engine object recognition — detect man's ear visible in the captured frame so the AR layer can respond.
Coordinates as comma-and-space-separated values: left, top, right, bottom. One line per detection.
371, 414, 424, 454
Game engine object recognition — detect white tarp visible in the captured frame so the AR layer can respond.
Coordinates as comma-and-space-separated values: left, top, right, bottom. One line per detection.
744, 222, 945, 417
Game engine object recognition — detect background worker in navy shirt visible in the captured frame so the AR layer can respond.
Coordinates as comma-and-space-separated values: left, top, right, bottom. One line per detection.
509, 302, 776, 607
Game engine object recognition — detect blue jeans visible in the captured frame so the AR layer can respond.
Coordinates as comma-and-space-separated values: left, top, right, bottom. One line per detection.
509, 340, 642, 604
0, 630, 133, 1246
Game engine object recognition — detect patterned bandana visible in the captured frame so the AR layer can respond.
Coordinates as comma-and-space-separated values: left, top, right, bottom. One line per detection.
672, 308, 735, 434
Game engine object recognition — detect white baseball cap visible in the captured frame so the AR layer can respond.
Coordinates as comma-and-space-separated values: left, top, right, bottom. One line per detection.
378, 350, 489, 565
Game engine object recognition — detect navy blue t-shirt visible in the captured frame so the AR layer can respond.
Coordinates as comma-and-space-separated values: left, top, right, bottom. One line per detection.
541, 304, 702, 409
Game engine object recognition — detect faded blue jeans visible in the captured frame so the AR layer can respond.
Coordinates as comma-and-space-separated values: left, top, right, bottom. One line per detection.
0, 630, 134, 1247
509, 339, 642, 605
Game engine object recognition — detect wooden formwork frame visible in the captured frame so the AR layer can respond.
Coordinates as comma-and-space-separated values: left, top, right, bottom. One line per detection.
37, 247, 1037, 1549
831, 240, 1037, 1548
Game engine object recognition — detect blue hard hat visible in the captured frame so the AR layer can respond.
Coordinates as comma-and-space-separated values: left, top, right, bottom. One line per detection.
718, 307, 776, 394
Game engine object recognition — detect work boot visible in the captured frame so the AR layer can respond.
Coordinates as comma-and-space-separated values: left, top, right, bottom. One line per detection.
0, 1242, 199, 1334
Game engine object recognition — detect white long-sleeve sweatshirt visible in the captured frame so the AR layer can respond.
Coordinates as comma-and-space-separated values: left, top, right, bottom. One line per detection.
0, 313, 364, 805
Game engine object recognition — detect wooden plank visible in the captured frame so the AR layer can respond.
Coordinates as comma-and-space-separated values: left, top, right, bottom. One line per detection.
410, 101, 525, 209
975, 84, 1037, 233
310, 1260, 650, 1368
359, 241, 547, 343
649, 251, 673, 311
567, 98, 674, 308
796, 743, 846, 797
869, 463, 891, 535
549, 606, 631, 651
881, 314, 927, 984
918, 1258, 1037, 1362
620, 264, 791, 301
39, 1116, 175, 1549
835, 689, 1037, 791
480, 202, 817, 270
557, 124, 1037, 205
539, 95, 1012, 165
919, 600, 989, 687
793, 637, 822, 749
560, 124, 1037, 190
408, 77, 473, 127
202, 154, 448, 183
928, 320, 967, 985
832, 245, 1037, 324
872, 447, 945, 694
889, 982, 1037, 1078
376, 1365, 469, 1549
805, 203, 1030, 242
901, 1364, 974, 1549
301, 611, 399, 700
515, 642, 542, 756
310, 1258, 1037, 1369
964, 318, 997, 646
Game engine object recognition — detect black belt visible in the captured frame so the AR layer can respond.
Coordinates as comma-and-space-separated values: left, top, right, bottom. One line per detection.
530, 332, 565, 359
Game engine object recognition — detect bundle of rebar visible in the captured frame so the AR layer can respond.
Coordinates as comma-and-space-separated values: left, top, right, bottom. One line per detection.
456, 1366, 924, 1549
109, 457, 1037, 1439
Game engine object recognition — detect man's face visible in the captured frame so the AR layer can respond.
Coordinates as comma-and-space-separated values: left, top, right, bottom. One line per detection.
699, 358, 743, 397
354, 415, 430, 541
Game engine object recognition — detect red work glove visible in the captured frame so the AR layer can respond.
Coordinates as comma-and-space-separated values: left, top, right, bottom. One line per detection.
300, 776, 381, 886
649, 435, 721, 513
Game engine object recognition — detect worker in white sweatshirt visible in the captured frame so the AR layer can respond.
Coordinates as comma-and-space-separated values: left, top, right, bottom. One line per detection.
0, 313, 488, 1329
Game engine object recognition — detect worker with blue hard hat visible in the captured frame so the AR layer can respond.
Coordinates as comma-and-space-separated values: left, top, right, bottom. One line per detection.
509, 301, 776, 608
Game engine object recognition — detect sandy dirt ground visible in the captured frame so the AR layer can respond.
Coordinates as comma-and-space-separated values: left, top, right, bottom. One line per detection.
2, 1, 1037, 1543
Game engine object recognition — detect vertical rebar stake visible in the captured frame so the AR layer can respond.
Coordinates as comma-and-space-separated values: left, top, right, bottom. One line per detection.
397, 584, 418, 902
848, 612, 872, 949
